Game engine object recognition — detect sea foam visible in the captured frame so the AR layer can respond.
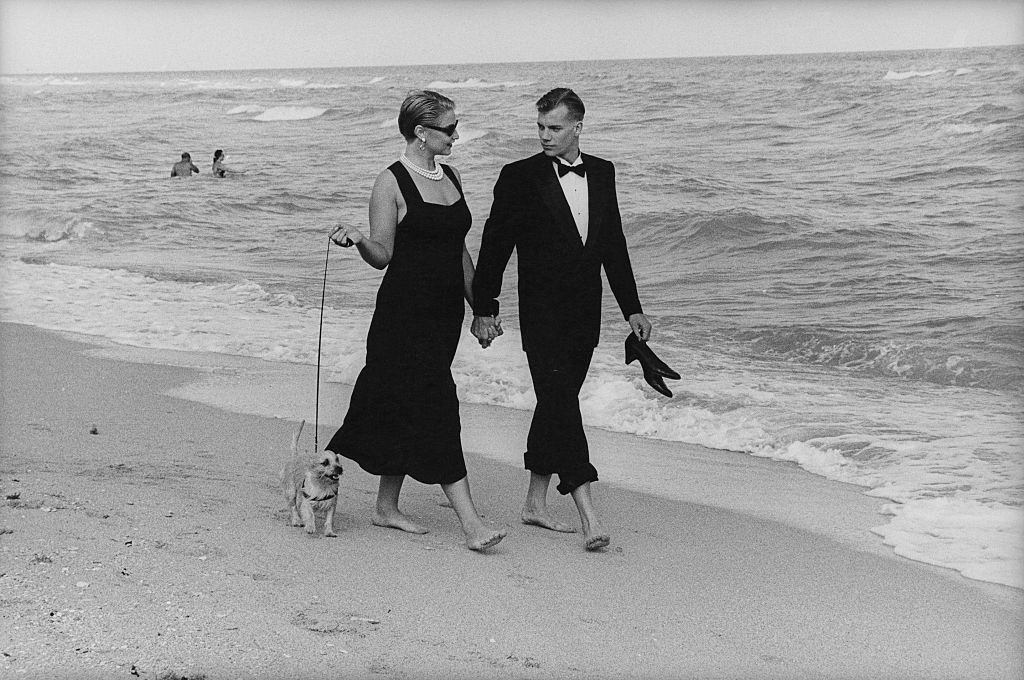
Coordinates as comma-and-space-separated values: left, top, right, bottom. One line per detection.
227, 105, 264, 115
427, 78, 532, 89
252, 106, 329, 121
884, 69, 947, 81
872, 496, 1023, 589
0, 213, 97, 242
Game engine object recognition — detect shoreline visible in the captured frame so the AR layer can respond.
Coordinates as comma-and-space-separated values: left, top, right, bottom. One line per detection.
61, 327, 898, 559
37, 324, 1012, 578
2, 322, 1021, 679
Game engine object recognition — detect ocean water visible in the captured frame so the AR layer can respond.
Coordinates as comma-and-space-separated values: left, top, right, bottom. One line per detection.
1, 47, 1021, 589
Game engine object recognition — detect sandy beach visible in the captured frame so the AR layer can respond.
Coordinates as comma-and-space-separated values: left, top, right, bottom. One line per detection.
1, 321, 1021, 680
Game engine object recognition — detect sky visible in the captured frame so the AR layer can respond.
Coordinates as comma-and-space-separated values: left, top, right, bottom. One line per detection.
0, 0, 1021, 75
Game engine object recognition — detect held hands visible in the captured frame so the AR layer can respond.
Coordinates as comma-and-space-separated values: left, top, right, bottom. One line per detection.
473, 314, 645, 348
471, 315, 504, 349
629, 313, 652, 342
330, 224, 364, 248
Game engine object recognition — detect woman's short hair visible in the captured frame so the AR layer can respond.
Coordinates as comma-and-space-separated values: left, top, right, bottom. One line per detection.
536, 88, 585, 122
398, 90, 456, 140
213, 149, 224, 162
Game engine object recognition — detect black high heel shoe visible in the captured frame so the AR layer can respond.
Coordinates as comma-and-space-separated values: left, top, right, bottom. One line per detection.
625, 333, 680, 398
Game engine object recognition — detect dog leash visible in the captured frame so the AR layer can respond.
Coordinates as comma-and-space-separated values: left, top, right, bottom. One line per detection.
315, 236, 331, 452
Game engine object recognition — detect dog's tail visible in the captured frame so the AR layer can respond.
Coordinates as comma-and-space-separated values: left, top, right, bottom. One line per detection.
292, 419, 305, 458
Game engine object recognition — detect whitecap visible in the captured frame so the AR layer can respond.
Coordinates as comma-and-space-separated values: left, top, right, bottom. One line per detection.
941, 123, 981, 135
453, 128, 488, 145
884, 69, 946, 81
0, 214, 97, 242
427, 78, 502, 89
43, 77, 93, 86
226, 105, 263, 115
252, 106, 328, 122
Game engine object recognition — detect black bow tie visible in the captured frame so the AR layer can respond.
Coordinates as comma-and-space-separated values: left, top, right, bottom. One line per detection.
556, 161, 586, 177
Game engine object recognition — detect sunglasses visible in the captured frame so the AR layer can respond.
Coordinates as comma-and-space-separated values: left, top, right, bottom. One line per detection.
421, 120, 459, 136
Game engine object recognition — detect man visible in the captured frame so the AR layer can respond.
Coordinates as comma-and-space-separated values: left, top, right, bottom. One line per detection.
471, 88, 651, 551
171, 152, 199, 178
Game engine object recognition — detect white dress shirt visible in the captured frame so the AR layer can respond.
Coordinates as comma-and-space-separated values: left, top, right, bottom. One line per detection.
553, 154, 589, 244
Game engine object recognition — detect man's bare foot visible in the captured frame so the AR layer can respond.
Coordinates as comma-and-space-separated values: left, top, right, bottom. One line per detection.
582, 517, 610, 550
570, 482, 608, 551
521, 510, 576, 533
372, 511, 428, 534
466, 525, 507, 551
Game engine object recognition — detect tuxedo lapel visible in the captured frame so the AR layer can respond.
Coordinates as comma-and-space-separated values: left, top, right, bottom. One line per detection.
532, 154, 586, 251
581, 152, 604, 250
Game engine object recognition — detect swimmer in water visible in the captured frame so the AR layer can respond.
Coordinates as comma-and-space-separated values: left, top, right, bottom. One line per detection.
212, 149, 245, 177
171, 152, 199, 178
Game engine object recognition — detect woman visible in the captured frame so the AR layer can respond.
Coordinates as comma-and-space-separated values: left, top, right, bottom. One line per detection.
327, 91, 506, 551
211, 149, 244, 177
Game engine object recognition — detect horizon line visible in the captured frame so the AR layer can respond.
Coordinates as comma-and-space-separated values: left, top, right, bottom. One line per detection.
2, 42, 1020, 78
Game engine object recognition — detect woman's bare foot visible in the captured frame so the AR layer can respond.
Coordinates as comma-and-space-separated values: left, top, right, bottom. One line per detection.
521, 510, 576, 533
373, 476, 426, 533
465, 524, 507, 551
372, 510, 428, 534
439, 476, 507, 551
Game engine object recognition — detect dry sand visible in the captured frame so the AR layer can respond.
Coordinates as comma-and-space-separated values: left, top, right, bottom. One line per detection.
2, 322, 1021, 679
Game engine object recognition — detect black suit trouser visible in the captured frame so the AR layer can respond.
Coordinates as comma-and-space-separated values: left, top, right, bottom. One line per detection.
524, 346, 598, 495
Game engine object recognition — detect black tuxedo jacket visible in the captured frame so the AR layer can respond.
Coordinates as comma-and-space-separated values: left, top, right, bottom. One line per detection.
472, 152, 643, 355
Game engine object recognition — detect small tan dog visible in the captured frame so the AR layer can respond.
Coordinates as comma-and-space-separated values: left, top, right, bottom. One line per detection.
281, 420, 344, 537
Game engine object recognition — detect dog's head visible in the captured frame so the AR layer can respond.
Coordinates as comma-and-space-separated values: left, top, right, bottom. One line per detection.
315, 451, 345, 483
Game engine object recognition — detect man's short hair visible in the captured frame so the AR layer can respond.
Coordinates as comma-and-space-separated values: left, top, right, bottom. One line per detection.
181, 152, 191, 160
536, 88, 585, 122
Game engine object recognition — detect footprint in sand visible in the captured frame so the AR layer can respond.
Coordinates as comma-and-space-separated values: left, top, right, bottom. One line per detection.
290, 606, 381, 637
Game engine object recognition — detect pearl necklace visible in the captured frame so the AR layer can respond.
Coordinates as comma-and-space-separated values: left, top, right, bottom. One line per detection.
401, 153, 444, 181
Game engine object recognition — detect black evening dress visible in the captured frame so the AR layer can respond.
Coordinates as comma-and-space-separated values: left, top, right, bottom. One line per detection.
326, 161, 471, 485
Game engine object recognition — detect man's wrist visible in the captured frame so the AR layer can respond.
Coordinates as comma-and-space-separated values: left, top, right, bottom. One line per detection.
472, 300, 500, 317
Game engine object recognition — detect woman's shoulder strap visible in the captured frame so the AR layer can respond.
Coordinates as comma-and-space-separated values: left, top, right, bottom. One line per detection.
440, 164, 463, 195
387, 161, 420, 204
